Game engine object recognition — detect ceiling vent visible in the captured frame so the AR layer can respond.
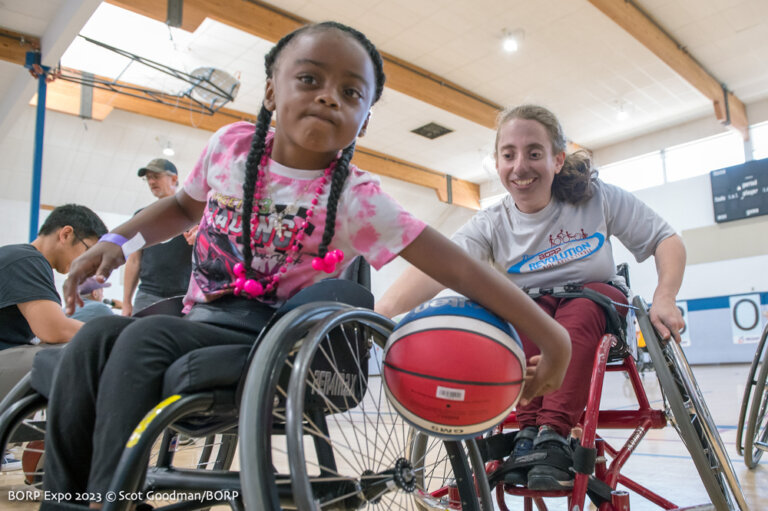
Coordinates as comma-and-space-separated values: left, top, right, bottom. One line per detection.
411, 122, 453, 140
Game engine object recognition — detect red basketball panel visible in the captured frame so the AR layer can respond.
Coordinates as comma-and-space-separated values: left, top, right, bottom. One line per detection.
386, 329, 524, 383
384, 327, 524, 431
383, 366, 522, 426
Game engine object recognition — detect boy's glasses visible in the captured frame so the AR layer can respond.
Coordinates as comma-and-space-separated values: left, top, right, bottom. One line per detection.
76, 236, 92, 251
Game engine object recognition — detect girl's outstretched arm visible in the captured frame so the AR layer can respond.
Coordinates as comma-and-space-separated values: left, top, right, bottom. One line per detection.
63, 190, 205, 314
389, 226, 571, 402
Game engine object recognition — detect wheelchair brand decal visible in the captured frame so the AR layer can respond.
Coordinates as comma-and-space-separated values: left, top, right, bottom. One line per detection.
507, 233, 605, 274
311, 370, 358, 397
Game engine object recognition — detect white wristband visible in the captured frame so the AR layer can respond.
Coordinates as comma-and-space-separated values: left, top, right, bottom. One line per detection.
121, 232, 146, 258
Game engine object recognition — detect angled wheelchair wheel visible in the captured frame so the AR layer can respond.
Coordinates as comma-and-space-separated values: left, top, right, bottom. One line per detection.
240, 302, 490, 510
736, 323, 768, 458
743, 331, 768, 468
285, 307, 491, 511
239, 302, 364, 510
408, 430, 492, 511
635, 297, 749, 511
0, 394, 47, 487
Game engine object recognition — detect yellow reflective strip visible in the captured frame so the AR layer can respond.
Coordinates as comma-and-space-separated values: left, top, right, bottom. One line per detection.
126, 395, 182, 448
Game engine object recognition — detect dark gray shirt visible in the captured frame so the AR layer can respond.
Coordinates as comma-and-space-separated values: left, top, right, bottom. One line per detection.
0, 244, 60, 349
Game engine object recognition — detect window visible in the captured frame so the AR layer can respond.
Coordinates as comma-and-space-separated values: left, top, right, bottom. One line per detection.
664, 131, 744, 182
751, 121, 768, 160
598, 151, 664, 192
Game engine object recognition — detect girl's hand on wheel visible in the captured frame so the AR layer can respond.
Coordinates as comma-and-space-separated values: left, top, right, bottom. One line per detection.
519, 351, 568, 407
63, 242, 125, 315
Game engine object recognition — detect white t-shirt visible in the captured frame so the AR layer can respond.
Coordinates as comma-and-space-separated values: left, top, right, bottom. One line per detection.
452, 180, 676, 289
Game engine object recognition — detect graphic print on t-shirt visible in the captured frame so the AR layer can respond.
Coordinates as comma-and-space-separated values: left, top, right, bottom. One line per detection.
507, 231, 605, 274
192, 191, 316, 298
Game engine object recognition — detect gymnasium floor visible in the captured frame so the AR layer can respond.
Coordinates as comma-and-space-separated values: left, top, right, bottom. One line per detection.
1, 363, 766, 510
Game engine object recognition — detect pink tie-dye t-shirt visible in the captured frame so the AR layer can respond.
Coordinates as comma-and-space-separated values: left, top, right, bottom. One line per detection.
182, 121, 426, 310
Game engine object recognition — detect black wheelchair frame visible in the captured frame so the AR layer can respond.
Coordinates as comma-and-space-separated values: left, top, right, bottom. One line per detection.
736, 322, 768, 469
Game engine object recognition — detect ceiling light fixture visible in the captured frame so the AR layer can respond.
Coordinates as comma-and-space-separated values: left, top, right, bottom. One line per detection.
502, 29, 524, 53
162, 141, 175, 157
616, 101, 630, 122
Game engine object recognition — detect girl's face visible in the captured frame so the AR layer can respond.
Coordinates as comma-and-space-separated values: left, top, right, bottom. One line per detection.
264, 30, 376, 169
495, 118, 565, 214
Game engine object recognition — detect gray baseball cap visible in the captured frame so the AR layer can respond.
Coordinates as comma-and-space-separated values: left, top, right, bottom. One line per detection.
138, 158, 178, 177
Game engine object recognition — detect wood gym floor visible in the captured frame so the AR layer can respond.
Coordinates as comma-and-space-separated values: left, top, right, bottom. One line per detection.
1, 363, 766, 510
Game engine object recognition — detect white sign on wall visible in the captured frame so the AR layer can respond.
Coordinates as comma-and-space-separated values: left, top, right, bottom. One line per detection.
729, 294, 763, 344
676, 300, 691, 347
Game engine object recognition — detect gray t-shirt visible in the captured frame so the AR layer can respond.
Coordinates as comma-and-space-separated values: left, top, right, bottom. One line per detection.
452, 181, 676, 289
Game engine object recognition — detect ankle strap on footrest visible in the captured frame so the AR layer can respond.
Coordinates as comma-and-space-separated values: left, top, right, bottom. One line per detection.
475, 431, 518, 462
572, 444, 597, 474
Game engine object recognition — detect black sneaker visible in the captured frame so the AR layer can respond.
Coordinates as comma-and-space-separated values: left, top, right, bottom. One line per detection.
526, 426, 574, 491
503, 426, 538, 486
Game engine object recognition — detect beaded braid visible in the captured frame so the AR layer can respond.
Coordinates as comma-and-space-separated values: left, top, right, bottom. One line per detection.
240, 105, 273, 269
240, 21, 386, 272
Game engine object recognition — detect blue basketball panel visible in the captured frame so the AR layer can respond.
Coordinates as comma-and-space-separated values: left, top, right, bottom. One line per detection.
395, 295, 520, 344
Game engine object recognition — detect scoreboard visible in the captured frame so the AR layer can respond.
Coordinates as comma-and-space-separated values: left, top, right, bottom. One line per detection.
710, 157, 768, 223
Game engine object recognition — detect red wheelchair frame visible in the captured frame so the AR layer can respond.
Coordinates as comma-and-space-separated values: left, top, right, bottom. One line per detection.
481, 291, 748, 511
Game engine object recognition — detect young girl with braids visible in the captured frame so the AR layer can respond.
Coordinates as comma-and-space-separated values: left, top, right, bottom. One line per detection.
44, 24, 569, 508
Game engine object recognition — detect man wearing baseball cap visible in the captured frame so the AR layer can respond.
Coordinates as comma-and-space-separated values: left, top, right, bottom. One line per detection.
123, 159, 197, 316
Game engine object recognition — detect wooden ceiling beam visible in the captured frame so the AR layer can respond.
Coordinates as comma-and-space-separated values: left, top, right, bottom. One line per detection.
38, 68, 480, 209
587, 0, 749, 140
0, 28, 40, 65
106, 0, 502, 130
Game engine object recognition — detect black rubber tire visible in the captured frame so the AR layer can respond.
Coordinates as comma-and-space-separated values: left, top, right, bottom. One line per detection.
736, 323, 768, 457
635, 296, 749, 511
239, 302, 357, 510
743, 335, 768, 469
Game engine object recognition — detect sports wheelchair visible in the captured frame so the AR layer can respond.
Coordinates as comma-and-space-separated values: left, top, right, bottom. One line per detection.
736, 322, 768, 469
474, 280, 749, 511
0, 257, 490, 511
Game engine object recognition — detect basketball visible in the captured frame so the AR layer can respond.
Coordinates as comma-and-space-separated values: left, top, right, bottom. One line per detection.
382, 296, 526, 438
21, 440, 45, 485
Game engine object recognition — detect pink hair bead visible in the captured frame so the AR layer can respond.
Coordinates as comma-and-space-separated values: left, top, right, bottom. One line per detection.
324, 251, 338, 265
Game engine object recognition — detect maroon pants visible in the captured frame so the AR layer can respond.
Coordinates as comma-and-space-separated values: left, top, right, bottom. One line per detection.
515, 282, 628, 438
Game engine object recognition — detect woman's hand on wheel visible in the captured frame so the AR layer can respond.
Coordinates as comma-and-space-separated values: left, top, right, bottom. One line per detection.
63, 242, 125, 315
649, 296, 684, 343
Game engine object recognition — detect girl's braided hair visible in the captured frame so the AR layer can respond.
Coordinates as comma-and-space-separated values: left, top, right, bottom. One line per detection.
494, 104, 597, 205
240, 21, 385, 271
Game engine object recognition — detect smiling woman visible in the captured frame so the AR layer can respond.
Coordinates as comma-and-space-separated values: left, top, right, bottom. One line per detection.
377, 103, 687, 491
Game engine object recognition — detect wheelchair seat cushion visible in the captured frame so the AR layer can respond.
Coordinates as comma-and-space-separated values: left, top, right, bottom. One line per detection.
30, 346, 66, 399
162, 345, 251, 396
